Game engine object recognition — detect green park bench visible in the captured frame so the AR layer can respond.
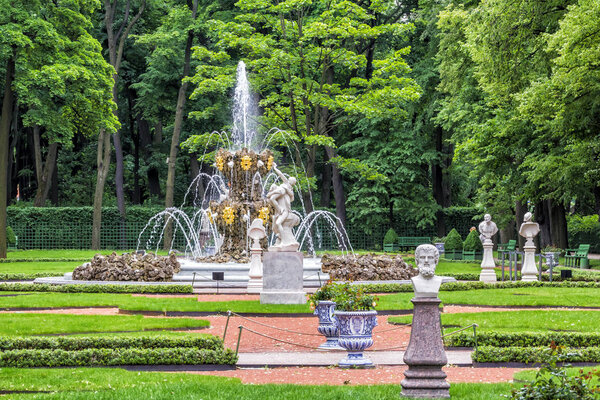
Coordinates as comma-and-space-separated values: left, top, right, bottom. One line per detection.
498, 239, 517, 257
565, 244, 590, 268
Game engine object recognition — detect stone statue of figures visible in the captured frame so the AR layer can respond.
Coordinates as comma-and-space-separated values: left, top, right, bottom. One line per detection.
411, 244, 444, 298
519, 212, 540, 246
266, 164, 300, 251
478, 214, 498, 243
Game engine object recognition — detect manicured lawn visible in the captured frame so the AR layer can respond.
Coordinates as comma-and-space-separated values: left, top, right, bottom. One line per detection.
0, 261, 81, 274
0, 368, 514, 399
389, 310, 600, 333
0, 314, 209, 336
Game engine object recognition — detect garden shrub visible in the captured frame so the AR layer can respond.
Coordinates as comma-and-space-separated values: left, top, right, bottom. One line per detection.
383, 228, 398, 245
446, 332, 600, 348
474, 345, 600, 364
6, 226, 16, 245
0, 347, 237, 367
444, 229, 463, 251
463, 229, 483, 252
0, 282, 193, 294
568, 214, 600, 253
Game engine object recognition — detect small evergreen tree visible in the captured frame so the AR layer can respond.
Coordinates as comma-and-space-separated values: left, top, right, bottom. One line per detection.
444, 229, 463, 251
463, 229, 483, 252
6, 227, 16, 246
383, 228, 399, 245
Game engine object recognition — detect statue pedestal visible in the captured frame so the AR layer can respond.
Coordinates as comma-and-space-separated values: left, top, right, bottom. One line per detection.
479, 241, 497, 282
401, 297, 450, 398
521, 245, 538, 281
247, 247, 263, 294
260, 251, 305, 304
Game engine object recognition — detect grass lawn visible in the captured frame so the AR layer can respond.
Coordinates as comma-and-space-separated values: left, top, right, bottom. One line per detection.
0, 368, 514, 399
5, 250, 167, 260
0, 314, 209, 336
389, 310, 600, 333
0, 261, 81, 274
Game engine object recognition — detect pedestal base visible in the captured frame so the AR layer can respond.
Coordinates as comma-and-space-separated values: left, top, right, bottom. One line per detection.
338, 352, 375, 368
402, 297, 450, 398
479, 242, 497, 282
260, 251, 305, 304
521, 245, 539, 281
246, 278, 262, 294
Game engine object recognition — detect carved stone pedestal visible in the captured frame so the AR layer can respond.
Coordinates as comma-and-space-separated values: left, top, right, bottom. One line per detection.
247, 247, 263, 294
479, 240, 497, 282
260, 251, 305, 304
402, 297, 450, 398
521, 245, 538, 281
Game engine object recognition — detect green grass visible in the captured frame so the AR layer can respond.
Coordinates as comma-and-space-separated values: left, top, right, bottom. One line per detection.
0, 314, 209, 336
0, 368, 514, 399
0, 261, 81, 274
389, 310, 600, 333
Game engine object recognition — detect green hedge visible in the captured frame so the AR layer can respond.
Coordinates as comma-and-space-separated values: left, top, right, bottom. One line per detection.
6, 226, 16, 245
444, 229, 463, 251
0, 272, 64, 280
447, 332, 600, 348
0, 283, 193, 294
473, 346, 600, 364
463, 230, 483, 252
0, 347, 237, 367
0, 336, 223, 351
359, 280, 600, 293
383, 228, 398, 245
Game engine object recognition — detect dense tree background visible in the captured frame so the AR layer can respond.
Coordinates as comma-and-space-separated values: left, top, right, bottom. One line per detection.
0, 0, 598, 253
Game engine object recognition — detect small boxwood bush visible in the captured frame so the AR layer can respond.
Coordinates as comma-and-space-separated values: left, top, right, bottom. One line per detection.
383, 228, 398, 245
463, 229, 483, 252
0, 282, 193, 294
6, 226, 16, 245
446, 331, 600, 348
444, 229, 463, 251
0, 347, 237, 367
473, 346, 600, 364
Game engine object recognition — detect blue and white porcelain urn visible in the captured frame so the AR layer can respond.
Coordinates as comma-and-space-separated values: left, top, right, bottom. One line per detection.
314, 300, 343, 350
335, 310, 378, 367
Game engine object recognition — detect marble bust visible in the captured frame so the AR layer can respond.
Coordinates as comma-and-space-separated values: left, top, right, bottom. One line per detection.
478, 213, 498, 243
519, 212, 540, 246
411, 244, 444, 298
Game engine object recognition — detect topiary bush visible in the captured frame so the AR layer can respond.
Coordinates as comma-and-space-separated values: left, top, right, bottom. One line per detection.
463, 229, 483, 252
383, 228, 398, 245
6, 226, 16, 246
444, 229, 463, 251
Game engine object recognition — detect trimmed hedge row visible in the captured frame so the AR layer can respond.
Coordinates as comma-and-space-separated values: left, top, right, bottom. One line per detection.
0, 347, 237, 367
0, 283, 193, 294
359, 280, 600, 293
0, 273, 64, 280
0, 336, 223, 351
447, 332, 600, 348
473, 346, 600, 364
0, 258, 90, 263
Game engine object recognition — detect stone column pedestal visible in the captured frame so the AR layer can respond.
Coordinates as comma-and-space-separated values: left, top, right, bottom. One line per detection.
260, 251, 305, 304
521, 245, 538, 281
402, 297, 450, 398
479, 240, 497, 282
247, 246, 263, 294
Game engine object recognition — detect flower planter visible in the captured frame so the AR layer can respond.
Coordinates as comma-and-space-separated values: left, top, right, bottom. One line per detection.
462, 250, 482, 261
314, 301, 342, 350
444, 249, 462, 260
335, 310, 378, 368
434, 242, 445, 255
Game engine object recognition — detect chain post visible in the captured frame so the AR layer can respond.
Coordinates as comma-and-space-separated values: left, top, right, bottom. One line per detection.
235, 326, 243, 356
223, 310, 232, 341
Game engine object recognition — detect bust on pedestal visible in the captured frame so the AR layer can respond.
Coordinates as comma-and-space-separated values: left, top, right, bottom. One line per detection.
519, 212, 540, 281
401, 244, 450, 398
478, 214, 498, 282
260, 166, 305, 304
247, 219, 266, 294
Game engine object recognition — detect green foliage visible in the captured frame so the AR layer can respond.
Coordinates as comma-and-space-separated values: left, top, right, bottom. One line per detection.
331, 282, 377, 311
508, 345, 600, 400
307, 281, 341, 306
5, 227, 15, 245
0, 283, 193, 294
463, 229, 483, 252
383, 228, 398, 245
474, 344, 600, 367
0, 347, 237, 368
447, 332, 600, 349
444, 228, 463, 251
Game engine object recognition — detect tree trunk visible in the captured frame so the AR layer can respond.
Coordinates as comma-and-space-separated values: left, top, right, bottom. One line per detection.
325, 146, 347, 228
138, 118, 161, 197
32, 125, 42, 184
536, 200, 552, 250
320, 150, 331, 208
163, 0, 198, 250
594, 185, 600, 216
33, 142, 58, 206
549, 200, 568, 249
92, 129, 112, 249
50, 153, 59, 205
0, 56, 15, 258
515, 200, 527, 251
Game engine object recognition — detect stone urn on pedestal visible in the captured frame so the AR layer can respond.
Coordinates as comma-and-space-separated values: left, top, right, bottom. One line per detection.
333, 283, 378, 368
247, 219, 266, 294
402, 244, 450, 398
478, 214, 498, 283
519, 212, 540, 281
309, 282, 343, 350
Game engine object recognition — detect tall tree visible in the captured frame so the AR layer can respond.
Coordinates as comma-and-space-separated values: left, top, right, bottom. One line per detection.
92, 0, 145, 249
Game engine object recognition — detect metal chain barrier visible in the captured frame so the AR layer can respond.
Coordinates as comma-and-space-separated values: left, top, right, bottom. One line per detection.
227, 311, 322, 336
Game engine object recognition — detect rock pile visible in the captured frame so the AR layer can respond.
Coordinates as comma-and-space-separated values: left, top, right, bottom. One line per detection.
72, 252, 181, 281
196, 252, 249, 264
321, 253, 418, 281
